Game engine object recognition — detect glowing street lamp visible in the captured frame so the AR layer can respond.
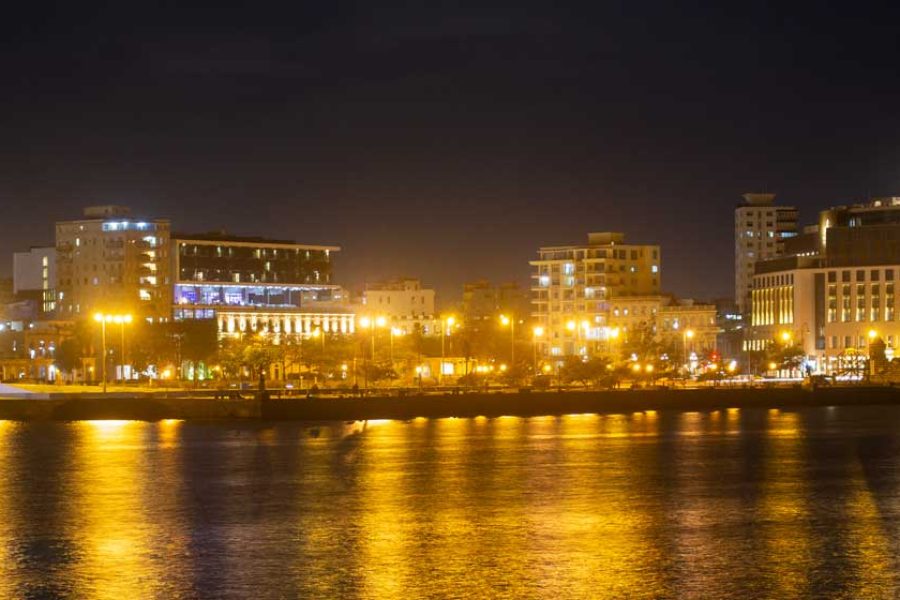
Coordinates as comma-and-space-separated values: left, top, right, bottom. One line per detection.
532, 325, 544, 374
93, 312, 133, 392
389, 326, 404, 366
440, 315, 456, 385
683, 329, 695, 377
499, 314, 515, 364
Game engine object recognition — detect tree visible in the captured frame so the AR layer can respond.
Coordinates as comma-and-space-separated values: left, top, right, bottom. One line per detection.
559, 356, 615, 387
243, 337, 279, 381
172, 319, 219, 384
361, 361, 397, 387
54, 338, 84, 381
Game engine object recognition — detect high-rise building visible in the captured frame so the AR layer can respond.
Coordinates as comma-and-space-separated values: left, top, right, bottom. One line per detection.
461, 280, 530, 323
746, 197, 900, 374
55, 206, 171, 320
13, 246, 56, 315
171, 231, 351, 338
734, 193, 798, 315
530, 232, 660, 356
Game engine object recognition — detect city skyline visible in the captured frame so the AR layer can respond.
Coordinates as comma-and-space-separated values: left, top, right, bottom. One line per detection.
3, 3, 900, 301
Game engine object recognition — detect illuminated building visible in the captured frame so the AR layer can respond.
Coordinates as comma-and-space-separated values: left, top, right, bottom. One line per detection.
171, 231, 353, 338
361, 278, 436, 335
530, 232, 661, 356
746, 197, 900, 373
13, 246, 56, 315
734, 193, 798, 315
606, 295, 718, 355
461, 280, 529, 323
56, 206, 171, 321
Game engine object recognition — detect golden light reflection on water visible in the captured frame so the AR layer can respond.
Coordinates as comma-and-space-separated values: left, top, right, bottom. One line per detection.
1, 409, 899, 597
0, 421, 13, 589
759, 411, 812, 596
70, 420, 163, 599
842, 448, 894, 594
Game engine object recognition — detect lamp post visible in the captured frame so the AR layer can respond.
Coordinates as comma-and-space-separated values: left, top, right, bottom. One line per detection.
500, 314, 515, 364
867, 328, 878, 380
114, 314, 133, 381
440, 316, 455, 385
358, 316, 385, 388
532, 325, 544, 374
683, 329, 695, 378
389, 327, 404, 368
94, 312, 132, 393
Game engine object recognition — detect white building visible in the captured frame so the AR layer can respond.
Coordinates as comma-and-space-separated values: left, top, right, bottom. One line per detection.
361, 278, 437, 335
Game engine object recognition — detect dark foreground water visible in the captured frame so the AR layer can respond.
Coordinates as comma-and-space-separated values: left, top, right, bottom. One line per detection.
1, 407, 900, 599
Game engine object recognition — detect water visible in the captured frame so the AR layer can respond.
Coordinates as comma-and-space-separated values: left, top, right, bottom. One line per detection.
1, 406, 899, 599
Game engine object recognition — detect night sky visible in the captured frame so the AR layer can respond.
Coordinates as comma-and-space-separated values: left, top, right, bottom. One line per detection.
3, 2, 900, 303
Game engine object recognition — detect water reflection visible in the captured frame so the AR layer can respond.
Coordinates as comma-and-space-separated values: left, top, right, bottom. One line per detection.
0, 407, 897, 598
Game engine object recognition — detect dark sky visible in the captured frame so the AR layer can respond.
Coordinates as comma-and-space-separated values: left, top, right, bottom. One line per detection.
3, 2, 900, 304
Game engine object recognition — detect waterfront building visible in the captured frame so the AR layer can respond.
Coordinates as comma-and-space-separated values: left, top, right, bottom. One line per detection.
55, 206, 171, 321
13, 246, 56, 315
734, 193, 798, 315
461, 280, 530, 323
530, 232, 661, 356
360, 278, 437, 335
746, 198, 900, 373
171, 231, 352, 338
604, 295, 718, 357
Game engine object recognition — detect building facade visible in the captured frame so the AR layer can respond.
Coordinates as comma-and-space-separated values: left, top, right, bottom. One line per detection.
461, 280, 530, 323
56, 206, 171, 321
361, 278, 437, 335
171, 232, 351, 339
734, 193, 798, 315
746, 198, 900, 373
606, 295, 718, 358
530, 232, 661, 356
13, 246, 56, 315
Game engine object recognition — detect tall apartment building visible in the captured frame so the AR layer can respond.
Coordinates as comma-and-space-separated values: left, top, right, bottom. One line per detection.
13, 246, 56, 315
171, 231, 351, 338
531, 232, 660, 356
361, 278, 437, 335
734, 193, 798, 315
55, 206, 171, 320
461, 280, 530, 323
746, 197, 900, 373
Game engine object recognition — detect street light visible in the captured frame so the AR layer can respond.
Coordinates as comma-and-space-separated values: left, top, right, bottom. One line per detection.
683, 329, 695, 377
440, 316, 456, 385
500, 314, 515, 365
389, 327, 404, 368
93, 312, 133, 393
532, 325, 544, 374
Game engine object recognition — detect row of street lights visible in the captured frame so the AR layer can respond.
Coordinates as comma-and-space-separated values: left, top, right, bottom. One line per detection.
93, 312, 133, 393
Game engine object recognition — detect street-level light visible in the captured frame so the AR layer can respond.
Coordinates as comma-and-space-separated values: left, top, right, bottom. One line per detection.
440, 315, 456, 384
93, 312, 133, 392
499, 314, 516, 364
532, 326, 545, 374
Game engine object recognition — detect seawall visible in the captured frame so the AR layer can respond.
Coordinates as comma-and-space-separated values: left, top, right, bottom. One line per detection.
0, 386, 898, 421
